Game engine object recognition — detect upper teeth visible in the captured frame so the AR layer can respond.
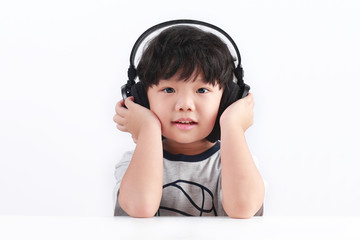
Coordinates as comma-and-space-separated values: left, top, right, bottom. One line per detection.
179, 121, 192, 123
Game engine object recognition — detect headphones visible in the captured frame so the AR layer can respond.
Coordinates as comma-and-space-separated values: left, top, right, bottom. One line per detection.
121, 19, 250, 142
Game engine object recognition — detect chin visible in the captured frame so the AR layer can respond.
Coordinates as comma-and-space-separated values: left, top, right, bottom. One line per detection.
163, 133, 209, 145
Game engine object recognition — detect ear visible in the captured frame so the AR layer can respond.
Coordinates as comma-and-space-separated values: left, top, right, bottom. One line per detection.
130, 82, 150, 109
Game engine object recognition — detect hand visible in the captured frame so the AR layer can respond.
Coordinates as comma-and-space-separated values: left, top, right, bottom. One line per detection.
113, 97, 161, 143
219, 93, 254, 133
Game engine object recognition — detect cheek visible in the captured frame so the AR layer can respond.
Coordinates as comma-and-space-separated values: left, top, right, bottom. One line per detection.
149, 102, 168, 124
148, 93, 161, 115
210, 94, 222, 114
203, 100, 221, 123
209, 107, 220, 123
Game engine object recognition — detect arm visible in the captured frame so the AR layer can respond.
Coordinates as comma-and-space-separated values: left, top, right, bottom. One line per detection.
219, 93, 265, 218
114, 97, 163, 217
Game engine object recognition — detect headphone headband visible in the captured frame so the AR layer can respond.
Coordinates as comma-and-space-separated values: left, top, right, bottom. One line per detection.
128, 19, 243, 81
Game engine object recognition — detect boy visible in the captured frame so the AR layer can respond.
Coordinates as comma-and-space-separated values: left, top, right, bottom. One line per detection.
113, 25, 265, 218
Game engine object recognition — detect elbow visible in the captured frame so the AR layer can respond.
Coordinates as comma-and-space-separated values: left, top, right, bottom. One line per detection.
224, 207, 255, 219
127, 206, 158, 218
223, 199, 263, 219
119, 196, 159, 218
223, 184, 265, 219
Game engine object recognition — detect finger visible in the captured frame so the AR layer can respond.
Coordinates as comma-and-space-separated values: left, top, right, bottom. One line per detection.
116, 100, 124, 108
115, 100, 125, 114
248, 93, 254, 103
115, 102, 129, 117
124, 96, 135, 109
113, 114, 126, 125
244, 92, 254, 105
244, 92, 253, 100
116, 124, 127, 132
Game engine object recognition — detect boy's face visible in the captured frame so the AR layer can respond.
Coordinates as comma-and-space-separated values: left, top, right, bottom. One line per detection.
147, 72, 223, 146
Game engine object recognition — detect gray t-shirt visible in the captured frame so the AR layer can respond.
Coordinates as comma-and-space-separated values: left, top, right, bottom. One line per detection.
113, 142, 263, 216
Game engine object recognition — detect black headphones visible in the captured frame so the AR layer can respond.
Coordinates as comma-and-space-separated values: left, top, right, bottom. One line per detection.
121, 19, 250, 142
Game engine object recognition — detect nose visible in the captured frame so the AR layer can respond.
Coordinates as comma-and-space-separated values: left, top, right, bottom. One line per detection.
175, 92, 195, 112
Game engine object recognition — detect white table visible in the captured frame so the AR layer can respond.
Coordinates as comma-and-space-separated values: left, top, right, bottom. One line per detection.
1, 216, 359, 239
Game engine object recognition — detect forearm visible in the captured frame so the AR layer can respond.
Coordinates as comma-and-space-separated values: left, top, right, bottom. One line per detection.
119, 126, 163, 217
220, 125, 265, 218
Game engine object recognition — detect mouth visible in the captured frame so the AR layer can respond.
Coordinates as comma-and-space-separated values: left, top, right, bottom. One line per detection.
172, 119, 197, 130
174, 120, 196, 124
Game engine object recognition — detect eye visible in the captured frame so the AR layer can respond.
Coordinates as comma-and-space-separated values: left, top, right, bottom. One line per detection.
196, 88, 209, 94
162, 87, 175, 93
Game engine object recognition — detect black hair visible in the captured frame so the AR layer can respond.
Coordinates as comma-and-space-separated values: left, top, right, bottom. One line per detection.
136, 25, 235, 89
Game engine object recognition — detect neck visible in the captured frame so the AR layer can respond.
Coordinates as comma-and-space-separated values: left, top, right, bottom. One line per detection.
163, 139, 216, 155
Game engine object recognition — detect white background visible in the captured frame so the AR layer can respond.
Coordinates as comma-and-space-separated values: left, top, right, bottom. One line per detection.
1, 0, 359, 217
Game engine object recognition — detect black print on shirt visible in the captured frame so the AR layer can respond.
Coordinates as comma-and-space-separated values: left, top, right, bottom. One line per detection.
155, 179, 217, 216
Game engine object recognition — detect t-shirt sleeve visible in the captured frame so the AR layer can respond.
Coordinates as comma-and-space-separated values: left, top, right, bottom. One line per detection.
113, 151, 133, 216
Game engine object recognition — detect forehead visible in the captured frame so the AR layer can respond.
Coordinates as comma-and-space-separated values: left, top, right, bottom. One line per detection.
158, 70, 218, 86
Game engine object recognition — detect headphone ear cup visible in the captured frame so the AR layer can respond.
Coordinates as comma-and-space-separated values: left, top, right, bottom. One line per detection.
130, 82, 150, 109
206, 82, 240, 143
